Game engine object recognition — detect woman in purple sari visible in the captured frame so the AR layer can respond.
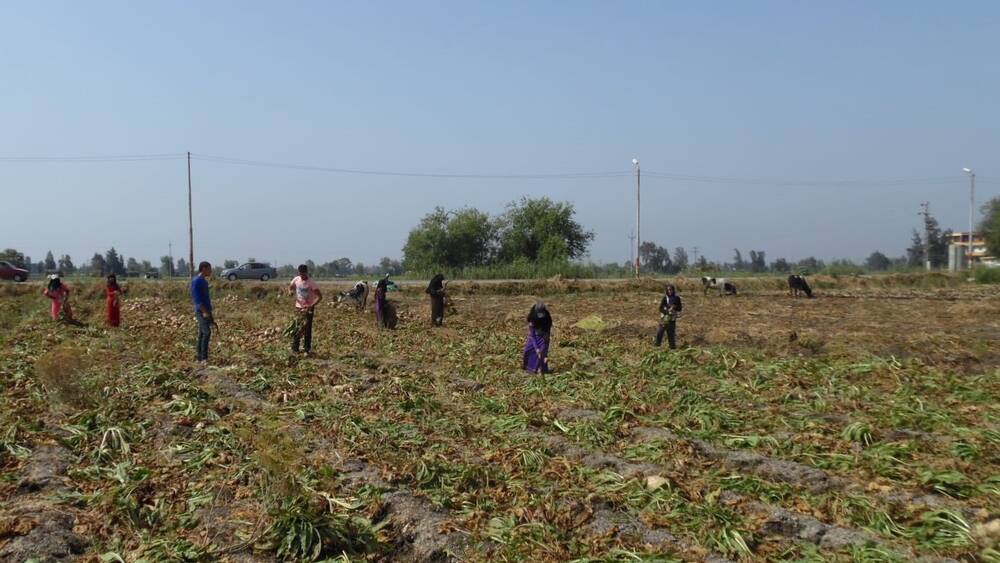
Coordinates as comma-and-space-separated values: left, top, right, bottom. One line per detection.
523, 301, 552, 374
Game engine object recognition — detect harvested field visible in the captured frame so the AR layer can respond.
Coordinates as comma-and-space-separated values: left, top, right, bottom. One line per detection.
1, 277, 998, 562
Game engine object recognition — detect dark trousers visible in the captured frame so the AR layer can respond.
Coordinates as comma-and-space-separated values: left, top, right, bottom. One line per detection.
195, 310, 212, 361
430, 295, 444, 326
655, 320, 677, 349
292, 309, 314, 352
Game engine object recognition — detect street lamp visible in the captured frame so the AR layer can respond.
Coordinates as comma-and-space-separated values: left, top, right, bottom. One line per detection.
632, 158, 640, 277
963, 168, 976, 269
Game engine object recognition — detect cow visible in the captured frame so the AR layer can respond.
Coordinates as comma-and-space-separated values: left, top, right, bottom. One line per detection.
701, 276, 737, 296
788, 275, 813, 298
337, 280, 370, 311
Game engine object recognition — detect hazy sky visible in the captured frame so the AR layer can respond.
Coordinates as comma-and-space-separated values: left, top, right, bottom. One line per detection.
2, 1, 998, 267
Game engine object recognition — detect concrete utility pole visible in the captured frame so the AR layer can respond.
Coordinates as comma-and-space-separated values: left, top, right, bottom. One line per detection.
692, 246, 700, 267
628, 231, 635, 270
963, 168, 976, 269
187, 152, 194, 277
168, 241, 173, 277
919, 202, 931, 271
632, 158, 640, 278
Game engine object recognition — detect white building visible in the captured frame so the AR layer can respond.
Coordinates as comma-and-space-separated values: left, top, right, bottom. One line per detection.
947, 232, 997, 270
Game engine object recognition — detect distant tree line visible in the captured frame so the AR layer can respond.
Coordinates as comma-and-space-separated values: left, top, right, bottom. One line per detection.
5, 196, 997, 281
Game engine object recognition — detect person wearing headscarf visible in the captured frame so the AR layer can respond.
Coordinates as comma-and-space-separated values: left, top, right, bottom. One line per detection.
43, 275, 73, 322
523, 301, 553, 374
105, 274, 124, 327
654, 284, 682, 349
426, 273, 445, 326
374, 277, 390, 329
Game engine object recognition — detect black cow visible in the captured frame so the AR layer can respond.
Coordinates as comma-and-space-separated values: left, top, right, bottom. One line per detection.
788, 275, 813, 298
701, 276, 737, 296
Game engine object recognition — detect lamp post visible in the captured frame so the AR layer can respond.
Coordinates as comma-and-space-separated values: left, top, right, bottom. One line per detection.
632, 158, 640, 277
963, 168, 976, 269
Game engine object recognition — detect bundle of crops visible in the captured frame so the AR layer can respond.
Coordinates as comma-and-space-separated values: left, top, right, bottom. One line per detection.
282, 312, 307, 338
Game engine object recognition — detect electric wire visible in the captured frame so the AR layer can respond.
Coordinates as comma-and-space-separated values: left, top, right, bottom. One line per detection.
0, 151, 995, 186
190, 153, 632, 179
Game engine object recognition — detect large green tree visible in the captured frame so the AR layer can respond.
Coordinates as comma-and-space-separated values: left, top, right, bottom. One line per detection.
57, 255, 76, 274
865, 251, 891, 271
495, 197, 593, 263
91, 253, 107, 276
638, 241, 673, 273
672, 247, 689, 271
106, 248, 125, 276
160, 256, 174, 277
980, 197, 1000, 259
402, 207, 495, 271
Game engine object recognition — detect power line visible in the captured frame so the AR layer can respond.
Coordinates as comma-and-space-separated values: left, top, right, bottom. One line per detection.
0, 153, 185, 162
191, 153, 632, 180
0, 151, 996, 187
642, 170, 974, 187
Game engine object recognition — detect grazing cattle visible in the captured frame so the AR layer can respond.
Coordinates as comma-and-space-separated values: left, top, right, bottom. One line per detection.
701, 276, 738, 296
788, 275, 813, 298
337, 280, 370, 310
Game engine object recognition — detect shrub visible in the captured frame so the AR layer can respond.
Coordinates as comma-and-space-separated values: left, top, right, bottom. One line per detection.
973, 266, 1000, 284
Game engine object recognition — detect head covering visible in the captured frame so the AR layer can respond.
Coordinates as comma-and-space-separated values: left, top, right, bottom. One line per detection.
107, 274, 119, 290
665, 284, 676, 294
47, 275, 62, 291
533, 301, 547, 317
427, 274, 444, 292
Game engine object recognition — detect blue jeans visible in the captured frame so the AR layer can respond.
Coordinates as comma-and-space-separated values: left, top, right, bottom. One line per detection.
195, 310, 212, 361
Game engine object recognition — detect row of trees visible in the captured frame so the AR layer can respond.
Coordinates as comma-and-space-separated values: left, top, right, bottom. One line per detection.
0, 247, 403, 279
402, 197, 593, 272
5, 197, 998, 280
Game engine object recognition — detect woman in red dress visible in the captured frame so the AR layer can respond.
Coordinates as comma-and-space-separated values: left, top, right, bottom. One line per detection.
105, 274, 123, 327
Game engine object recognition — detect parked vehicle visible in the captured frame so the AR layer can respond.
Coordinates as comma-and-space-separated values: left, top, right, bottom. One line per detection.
0, 261, 29, 282
221, 262, 277, 281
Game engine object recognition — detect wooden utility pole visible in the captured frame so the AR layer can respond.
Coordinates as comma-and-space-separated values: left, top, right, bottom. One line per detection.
187, 152, 194, 277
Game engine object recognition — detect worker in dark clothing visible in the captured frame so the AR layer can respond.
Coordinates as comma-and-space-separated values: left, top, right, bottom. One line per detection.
654, 284, 682, 349
523, 301, 553, 374
426, 273, 445, 326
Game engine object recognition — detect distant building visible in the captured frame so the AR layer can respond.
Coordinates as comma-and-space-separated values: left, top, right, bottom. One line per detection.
947, 232, 997, 270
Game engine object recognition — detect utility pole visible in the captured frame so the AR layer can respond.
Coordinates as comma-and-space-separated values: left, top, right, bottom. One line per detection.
632, 158, 640, 278
692, 247, 700, 270
964, 168, 976, 269
187, 151, 194, 277
628, 231, 635, 271
168, 240, 173, 277
919, 202, 931, 271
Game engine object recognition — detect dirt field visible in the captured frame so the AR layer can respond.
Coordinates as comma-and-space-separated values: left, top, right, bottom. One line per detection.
1, 278, 998, 562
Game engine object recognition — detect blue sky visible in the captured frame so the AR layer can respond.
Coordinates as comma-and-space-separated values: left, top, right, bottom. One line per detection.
2, 1, 998, 267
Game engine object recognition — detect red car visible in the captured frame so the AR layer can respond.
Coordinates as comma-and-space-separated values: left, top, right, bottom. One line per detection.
0, 261, 29, 282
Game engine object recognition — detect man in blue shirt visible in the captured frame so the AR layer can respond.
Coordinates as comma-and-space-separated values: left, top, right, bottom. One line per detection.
191, 261, 214, 364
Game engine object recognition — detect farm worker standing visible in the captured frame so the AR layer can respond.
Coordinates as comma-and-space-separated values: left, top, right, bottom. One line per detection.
43, 274, 73, 321
374, 277, 390, 328
105, 274, 124, 327
426, 273, 445, 326
288, 264, 322, 355
523, 301, 552, 374
191, 261, 214, 365
654, 284, 683, 349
